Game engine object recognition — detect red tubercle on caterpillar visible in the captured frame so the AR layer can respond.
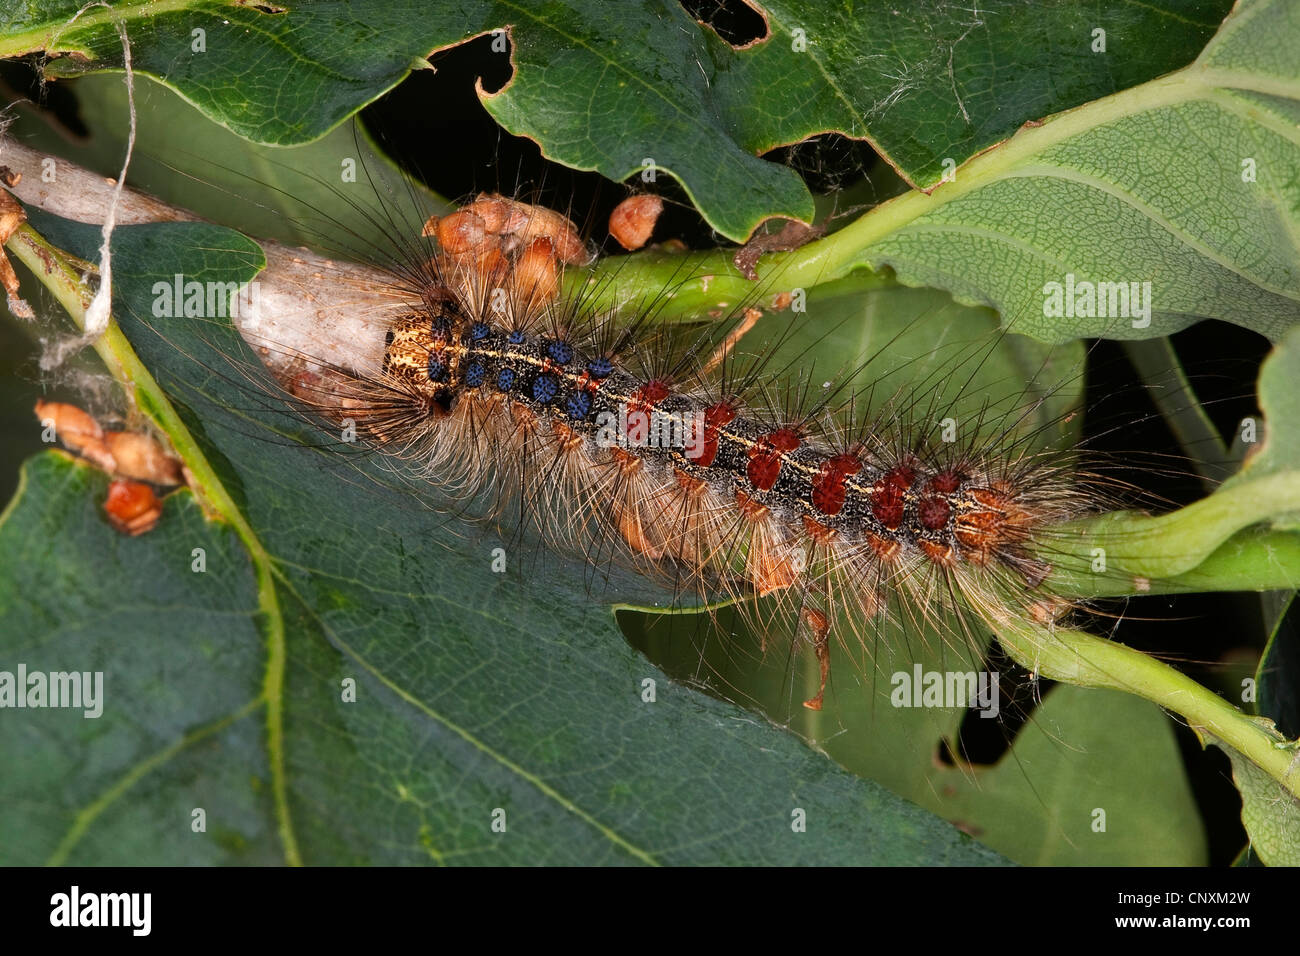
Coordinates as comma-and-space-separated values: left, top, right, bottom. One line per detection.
927, 469, 963, 494
745, 427, 801, 491
884, 463, 916, 489
693, 400, 739, 467
629, 378, 671, 412
917, 495, 951, 531
704, 401, 739, 427
625, 380, 672, 445
870, 463, 916, 530
574, 369, 604, 394
811, 453, 864, 515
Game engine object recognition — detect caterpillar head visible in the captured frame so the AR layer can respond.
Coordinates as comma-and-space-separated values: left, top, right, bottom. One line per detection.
382, 309, 463, 413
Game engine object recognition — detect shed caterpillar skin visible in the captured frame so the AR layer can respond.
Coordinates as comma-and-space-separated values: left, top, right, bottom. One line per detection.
262, 193, 1107, 712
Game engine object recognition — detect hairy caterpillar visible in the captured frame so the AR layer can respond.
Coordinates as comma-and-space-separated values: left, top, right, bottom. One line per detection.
263, 190, 1100, 716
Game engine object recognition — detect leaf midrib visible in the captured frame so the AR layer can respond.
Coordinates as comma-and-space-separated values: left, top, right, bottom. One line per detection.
266, 563, 663, 866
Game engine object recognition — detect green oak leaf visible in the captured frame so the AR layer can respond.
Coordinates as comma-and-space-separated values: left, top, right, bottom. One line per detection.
1229, 587, 1300, 864
790, 0, 1300, 342
1204, 730, 1300, 867
0, 456, 278, 865
628, 608, 1208, 865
